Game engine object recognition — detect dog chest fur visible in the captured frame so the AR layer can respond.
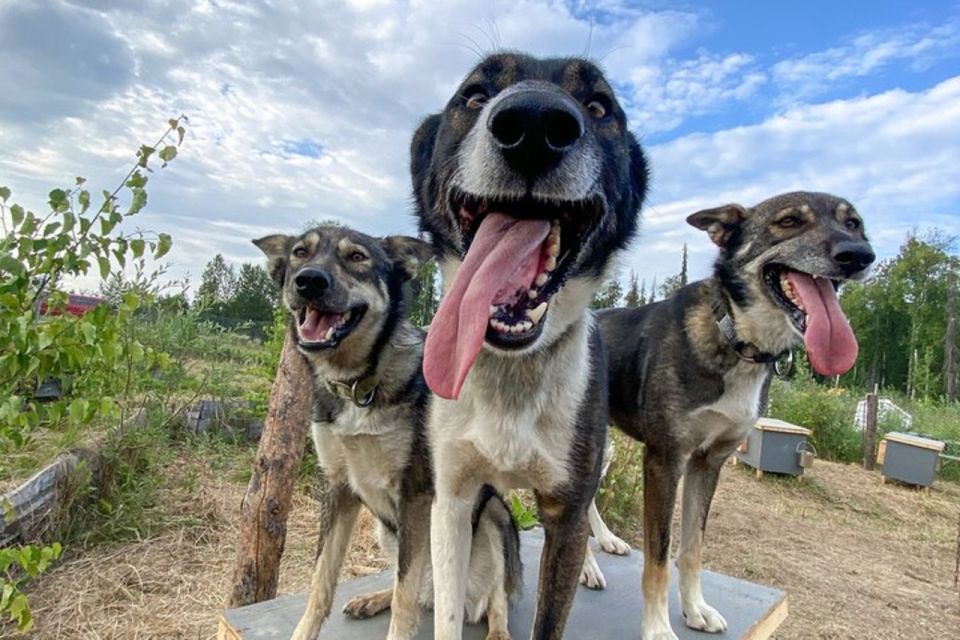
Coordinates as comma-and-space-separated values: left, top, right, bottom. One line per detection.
686, 362, 768, 450
429, 317, 590, 494
311, 405, 415, 526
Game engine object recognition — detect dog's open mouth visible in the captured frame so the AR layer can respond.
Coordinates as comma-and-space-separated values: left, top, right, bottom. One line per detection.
762, 264, 857, 376
453, 190, 603, 348
296, 304, 367, 350
422, 190, 603, 399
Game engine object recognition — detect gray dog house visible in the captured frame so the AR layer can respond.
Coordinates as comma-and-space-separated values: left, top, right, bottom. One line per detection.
735, 418, 813, 479
220, 529, 788, 639
878, 432, 944, 488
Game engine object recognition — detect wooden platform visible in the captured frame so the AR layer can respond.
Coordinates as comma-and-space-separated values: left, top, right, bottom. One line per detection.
220, 529, 787, 639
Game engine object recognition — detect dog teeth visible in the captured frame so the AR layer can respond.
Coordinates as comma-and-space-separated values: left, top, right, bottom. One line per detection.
490, 305, 499, 316
527, 289, 538, 300
324, 326, 336, 341
526, 301, 547, 324
535, 273, 548, 287
545, 256, 557, 272
341, 310, 351, 324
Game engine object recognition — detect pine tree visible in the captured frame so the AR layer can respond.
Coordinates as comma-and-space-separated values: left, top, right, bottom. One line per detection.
624, 271, 641, 308
198, 254, 236, 308
680, 243, 689, 287
590, 279, 623, 309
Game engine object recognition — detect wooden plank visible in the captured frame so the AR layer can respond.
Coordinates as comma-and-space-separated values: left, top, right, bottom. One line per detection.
756, 417, 811, 436
221, 529, 787, 640
883, 432, 945, 452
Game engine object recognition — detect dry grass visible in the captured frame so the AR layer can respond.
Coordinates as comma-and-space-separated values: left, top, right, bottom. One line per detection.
5, 447, 959, 639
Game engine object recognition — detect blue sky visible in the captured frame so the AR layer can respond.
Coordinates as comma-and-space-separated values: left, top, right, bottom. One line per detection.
1, 0, 958, 293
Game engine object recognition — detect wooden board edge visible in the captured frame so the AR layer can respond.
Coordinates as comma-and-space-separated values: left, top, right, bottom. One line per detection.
742, 593, 788, 640
218, 615, 242, 640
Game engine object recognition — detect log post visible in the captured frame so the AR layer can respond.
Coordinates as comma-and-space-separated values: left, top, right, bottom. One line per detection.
228, 333, 312, 607
863, 392, 879, 471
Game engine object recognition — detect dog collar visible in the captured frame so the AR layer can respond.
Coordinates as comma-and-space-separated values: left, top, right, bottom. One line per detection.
326, 373, 379, 407
711, 296, 789, 365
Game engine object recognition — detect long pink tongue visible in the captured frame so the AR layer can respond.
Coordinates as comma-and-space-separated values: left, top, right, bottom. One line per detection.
424, 213, 550, 399
786, 273, 858, 376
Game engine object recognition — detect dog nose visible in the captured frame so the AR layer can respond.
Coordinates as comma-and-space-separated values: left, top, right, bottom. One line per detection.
832, 241, 875, 273
487, 90, 584, 178
294, 268, 332, 298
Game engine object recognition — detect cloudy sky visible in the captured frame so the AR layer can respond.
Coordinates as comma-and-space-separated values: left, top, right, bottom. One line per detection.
2, 0, 959, 293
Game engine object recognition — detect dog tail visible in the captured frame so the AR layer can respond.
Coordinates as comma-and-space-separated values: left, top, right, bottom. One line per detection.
473, 486, 523, 598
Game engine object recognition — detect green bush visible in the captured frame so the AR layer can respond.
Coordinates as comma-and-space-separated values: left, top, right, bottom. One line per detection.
767, 378, 862, 463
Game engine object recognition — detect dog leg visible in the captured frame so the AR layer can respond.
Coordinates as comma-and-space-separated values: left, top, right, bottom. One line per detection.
431, 481, 478, 640
387, 495, 432, 640
678, 452, 728, 634
531, 494, 591, 639
579, 542, 606, 590
588, 497, 631, 556
292, 486, 361, 640
641, 453, 682, 640
342, 588, 393, 619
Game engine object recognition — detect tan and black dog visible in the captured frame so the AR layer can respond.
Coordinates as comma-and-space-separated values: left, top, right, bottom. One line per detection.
599, 192, 874, 639
411, 52, 648, 639
254, 225, 521, 640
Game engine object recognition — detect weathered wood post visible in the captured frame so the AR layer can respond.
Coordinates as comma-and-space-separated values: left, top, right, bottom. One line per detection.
228, 333, 312, 607
863, 392, 878, 471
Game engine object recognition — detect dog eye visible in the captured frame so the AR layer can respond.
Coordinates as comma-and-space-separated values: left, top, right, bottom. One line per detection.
585, 95, 611, 119
348, 250, 368, 262
778, 215, 803, 229
292, 246, 308, 258
463, 85, 488, 109
845, 218, 860, 231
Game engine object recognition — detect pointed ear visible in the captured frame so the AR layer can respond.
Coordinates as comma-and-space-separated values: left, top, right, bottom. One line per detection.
252, 234, 291, 286
383, 235, 435, 280
686, 204, 749, 247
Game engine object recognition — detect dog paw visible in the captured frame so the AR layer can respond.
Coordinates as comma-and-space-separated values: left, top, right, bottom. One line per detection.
485, 631, 512, 640
597, 532, 631, 556
579, 553, 607, 590
683, 600, 728, 633
641, 626, 680, 640
342, 592, 391, 619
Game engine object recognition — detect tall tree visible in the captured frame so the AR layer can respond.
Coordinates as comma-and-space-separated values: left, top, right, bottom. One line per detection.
624, 271, 641, 308
198, 253, 236, 308
649, 276, 657, 303
679, 243, 689, 287
225, 263, 278, 322
409, 259, 439, 327
590, 279, 623, 310
945, 262, 958, 402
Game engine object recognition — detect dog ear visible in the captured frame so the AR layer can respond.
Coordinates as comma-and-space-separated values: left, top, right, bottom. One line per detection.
410, 114, 441, 208
687, 204, 748, 247
383, 235, 435, 280
252, 234, 291, 286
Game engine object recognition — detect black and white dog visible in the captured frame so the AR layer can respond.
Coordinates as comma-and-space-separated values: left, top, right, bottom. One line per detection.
255, 225, 521, 640
600, 192, 874, 639
411, 53, 648, 639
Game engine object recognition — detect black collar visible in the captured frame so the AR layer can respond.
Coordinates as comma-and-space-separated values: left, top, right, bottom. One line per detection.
711, 295, 789, 365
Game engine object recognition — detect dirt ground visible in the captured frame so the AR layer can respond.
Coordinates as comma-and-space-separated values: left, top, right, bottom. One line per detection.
8, 454, 960, 639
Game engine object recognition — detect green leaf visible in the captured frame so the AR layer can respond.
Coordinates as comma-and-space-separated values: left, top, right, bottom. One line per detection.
0, 186, 10, 202
155, 233, 172, 259
48, 188, 69, 212
130, 238, 145, 258
121, 290, 140, 310
62, 211, 76, 233
77, 190, 90, 214
100, 217, 117, 235
75, 176, 86, 186
42, 222, 61, 237
127, 187, 147, 215
137, 145, 155, 168
158, 145, 177, 164
10, 204, 24, 226
126, 170, 147, 189
97, 256, 111, 279
69, 398, 89, 424
79, 216, 92, 233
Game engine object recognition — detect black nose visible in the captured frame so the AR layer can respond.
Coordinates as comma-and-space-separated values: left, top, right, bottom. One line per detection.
487, 90, 584, 179
832, 241, 875, 273
294, 268, 332, 298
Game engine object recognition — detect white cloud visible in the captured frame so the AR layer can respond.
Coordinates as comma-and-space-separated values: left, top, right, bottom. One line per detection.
773, 20, 960, 99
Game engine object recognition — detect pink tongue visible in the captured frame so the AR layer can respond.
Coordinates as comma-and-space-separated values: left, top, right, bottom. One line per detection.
786, 272, 858, 376
424, 213, 550, 399
299, 308, 341, 342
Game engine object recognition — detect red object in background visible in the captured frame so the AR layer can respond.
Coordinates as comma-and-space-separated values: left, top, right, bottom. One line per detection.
38, 294, 106, 317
